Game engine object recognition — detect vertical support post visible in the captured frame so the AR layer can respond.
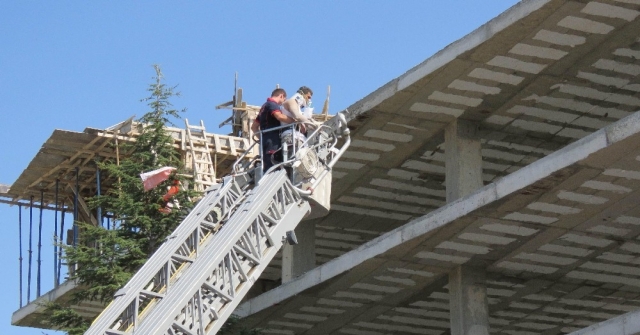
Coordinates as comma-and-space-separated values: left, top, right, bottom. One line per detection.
445, 119, 489, 335
27, 196, 33, 303
449, 266, 490, 335
54, 179, 59, 288
282, 222, 316, 283
74, 166, 79, 247
37, 190, 44, 297
96, 166, 103, 227
58, 204, 65, 285
18, 204, 23, 308
444, 120, 483, 202
255, 132, 264, 183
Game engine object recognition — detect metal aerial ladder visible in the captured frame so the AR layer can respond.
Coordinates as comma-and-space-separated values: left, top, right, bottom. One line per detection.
85, 113, 351, 335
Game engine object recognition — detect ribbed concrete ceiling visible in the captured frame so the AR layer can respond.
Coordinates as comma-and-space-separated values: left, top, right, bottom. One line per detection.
260, 0, 640, 282
244, 0, 640, 333
241, 109, 640, 335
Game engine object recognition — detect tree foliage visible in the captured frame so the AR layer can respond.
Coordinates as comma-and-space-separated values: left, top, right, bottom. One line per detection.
43, 65, 260, 335
44, 65, 195, 332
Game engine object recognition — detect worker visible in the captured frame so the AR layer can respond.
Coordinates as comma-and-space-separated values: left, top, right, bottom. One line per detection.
282, 86, 316, 129
280, 86, 319, 147
251, 88, 296, 172
158, 179, 181, 214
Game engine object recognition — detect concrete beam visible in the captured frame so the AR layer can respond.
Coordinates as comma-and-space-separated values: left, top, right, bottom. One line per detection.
338, 0, 552, 124
449, 266, 490, 335
445, 120, 483, 202
568, 308, 640, 335
282, 221, 316, 283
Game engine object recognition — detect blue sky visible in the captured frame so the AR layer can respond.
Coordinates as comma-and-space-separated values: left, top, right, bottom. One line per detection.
0, 1, 519, 334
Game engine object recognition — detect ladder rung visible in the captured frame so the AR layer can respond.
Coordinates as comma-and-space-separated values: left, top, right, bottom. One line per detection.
171, 254, 194, 263
140, 290, 165, 299
196, 169, 215, 173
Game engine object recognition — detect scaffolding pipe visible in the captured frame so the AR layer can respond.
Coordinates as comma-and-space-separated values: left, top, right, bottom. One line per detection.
96, 167, 102, 227
54, 179, 59, 288
57, 203, 65, 285
73, 166, 79, 247
37, 190, 44, 297
18, 204, 23, 308
27, 196, 33, 303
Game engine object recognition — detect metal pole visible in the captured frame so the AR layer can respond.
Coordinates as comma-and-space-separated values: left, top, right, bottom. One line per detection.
27, 196, 33, 303
54, 179, 59, 288
74, 167, 79, 247
37, 190, 44, 297
18, 204, 23, 308
58, 203, 65, 285
96, 167, 102, 227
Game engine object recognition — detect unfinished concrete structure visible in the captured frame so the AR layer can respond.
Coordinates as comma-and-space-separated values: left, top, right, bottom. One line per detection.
7, 0, 640, 333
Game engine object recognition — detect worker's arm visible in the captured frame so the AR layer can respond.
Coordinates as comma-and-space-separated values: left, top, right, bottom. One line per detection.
283, 98, 310, 123
250, 120, 261, 142
273, 111, 296, 124
251, 120, 260, 134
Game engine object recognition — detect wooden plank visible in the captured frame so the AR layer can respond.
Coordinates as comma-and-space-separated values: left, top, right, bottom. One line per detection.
213, 134, 222, 153
25, 135, 103, 190
67, 184, 98, 226
229, 136, 237, 156
0, 198, 62, 210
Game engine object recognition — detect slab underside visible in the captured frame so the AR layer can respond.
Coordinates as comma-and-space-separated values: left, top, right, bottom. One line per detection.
11, 280, 106, 329
240, 0, 640, 334
239, 112, 640, 334
253, 0, 640, 282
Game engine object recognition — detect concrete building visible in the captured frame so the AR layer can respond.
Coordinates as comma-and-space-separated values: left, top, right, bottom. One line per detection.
6, 0, 640, 333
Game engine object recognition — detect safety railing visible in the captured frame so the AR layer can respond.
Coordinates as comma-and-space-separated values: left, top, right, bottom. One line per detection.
234, 111, 351, 197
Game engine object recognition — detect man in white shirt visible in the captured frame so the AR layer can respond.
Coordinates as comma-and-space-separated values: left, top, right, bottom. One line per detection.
281, 86, 318, 141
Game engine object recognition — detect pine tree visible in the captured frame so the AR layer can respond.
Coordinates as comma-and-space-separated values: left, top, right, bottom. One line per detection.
44, 65, 195, 333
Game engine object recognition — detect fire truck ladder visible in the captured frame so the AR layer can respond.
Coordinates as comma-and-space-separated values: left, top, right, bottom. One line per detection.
85, 113, 351, 335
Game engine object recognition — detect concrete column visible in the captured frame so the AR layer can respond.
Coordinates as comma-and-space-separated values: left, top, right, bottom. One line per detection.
445, 120, 488, 334
445, 119, 483, 203
449, 266, 490, 335
281, 222, 316, 283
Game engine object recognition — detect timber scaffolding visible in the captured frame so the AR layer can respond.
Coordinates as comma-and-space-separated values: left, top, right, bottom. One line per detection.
2, 118, 256, 207
5, 119, 257, 327
3, 88, 248, 328
6, 85, 334, 329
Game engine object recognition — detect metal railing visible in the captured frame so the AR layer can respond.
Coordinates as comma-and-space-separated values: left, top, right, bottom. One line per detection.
233, 111, 351, 197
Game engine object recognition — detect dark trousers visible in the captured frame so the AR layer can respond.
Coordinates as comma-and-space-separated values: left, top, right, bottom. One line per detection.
261, 132, 282, 172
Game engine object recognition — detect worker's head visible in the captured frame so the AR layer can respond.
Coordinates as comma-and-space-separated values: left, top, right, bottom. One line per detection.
271, 88, 287, 104
297, 86, 313, 102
